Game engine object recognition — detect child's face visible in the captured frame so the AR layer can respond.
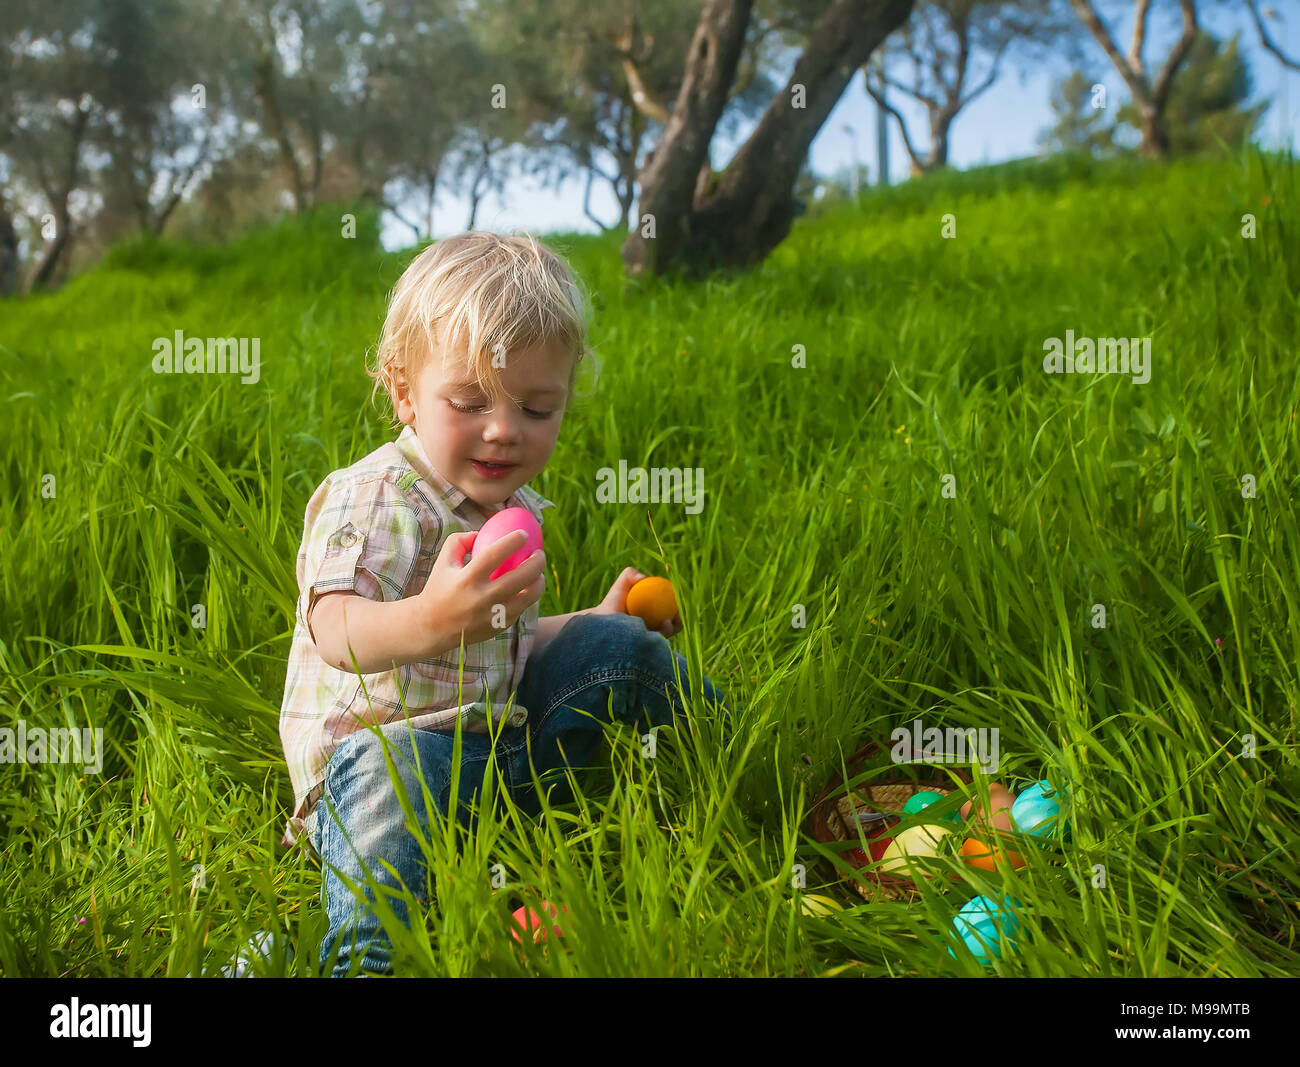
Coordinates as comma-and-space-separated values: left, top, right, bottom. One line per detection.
393, 337, 572, 512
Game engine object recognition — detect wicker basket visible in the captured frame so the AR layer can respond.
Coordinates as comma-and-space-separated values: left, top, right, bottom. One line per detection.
804, 739, 974, 902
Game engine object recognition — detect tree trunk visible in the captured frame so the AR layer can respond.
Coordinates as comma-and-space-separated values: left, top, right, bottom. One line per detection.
26, 104, 88, 292
153, 187, 184, 235
1067, 0, 1197, 163
622, 0, 914, 278
618, 101, 644, 232
152, 132, 210, 236
618, 172, 635, 233
467, 150, 489, 231
28, 202, 71, 291
0, 199, 18, 296
1137, 107, 1169, 160
620, 0, 754, 276
926, 121, 950, 170
255, 44, 306, 213
305, 74, 324, 208
425, 163, 439, 238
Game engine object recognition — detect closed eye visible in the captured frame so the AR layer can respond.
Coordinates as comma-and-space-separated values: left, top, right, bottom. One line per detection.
448, 399, 555, 418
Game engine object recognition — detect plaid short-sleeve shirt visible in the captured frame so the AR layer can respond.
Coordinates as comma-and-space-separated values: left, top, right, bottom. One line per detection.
278, 425, 554, 848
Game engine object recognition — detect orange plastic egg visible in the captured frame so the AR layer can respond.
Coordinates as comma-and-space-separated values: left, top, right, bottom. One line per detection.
960, 834, 1026, 871
626, 577, 678, 631
510, 901, 569, 945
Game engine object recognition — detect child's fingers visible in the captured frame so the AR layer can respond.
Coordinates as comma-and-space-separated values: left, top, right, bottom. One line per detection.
447, 531, 479, 568
605, 568, 641, 608
495, 550, 545, 599
467, 530, 531, 578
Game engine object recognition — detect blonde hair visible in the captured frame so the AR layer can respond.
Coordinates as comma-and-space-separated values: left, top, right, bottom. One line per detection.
366, 231, 597, 428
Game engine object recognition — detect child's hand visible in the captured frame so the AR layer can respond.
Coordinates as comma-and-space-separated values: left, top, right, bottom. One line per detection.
415, 530, 546, 650
597, 567, 683, 639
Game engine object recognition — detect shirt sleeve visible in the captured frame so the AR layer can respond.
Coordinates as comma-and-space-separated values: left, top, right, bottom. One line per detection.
295, 472, 427, 643
514, 485, 556, 528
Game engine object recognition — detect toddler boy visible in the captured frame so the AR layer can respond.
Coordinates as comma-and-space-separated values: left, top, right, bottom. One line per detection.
279, 231, 731, 976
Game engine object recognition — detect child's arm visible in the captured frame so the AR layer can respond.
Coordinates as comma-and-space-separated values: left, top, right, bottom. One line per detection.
534, 610, 598, 656
309, 529, 545, 674
310, 592, 447, 674
534, 567, 682, 655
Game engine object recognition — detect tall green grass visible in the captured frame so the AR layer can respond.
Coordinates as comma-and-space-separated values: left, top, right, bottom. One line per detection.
0, 147, 1296, 976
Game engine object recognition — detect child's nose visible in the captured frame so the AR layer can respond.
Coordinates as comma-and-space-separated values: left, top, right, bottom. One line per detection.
484, 409, 523, 440
486, 408, 525, 441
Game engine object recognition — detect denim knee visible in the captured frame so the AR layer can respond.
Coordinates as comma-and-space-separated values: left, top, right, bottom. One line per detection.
560, 612, 732, 738
330, 723, 449, 827
576, 611, 655, 655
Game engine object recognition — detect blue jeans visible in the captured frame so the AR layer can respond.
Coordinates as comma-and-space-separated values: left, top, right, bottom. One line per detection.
306, 612, 732, 976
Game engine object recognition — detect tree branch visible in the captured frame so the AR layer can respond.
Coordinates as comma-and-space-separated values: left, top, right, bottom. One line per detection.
956, 36, 1010, 110
864, 71, 924, 173
947, 9, 970, 105
1246, 0, 1300, 72
618, 52, 671, 125
923, 6, 948, 104
23, 124, 57, 204
382, 197, 423, 241
254, 36, 305, 211
615, 15, 672, 125
1150, 0, 1197, 112
587, 156, 619, 185
1128, 0, 1152, 74
155, 125, 213, 235
1068, 0, 1144, 100
581, 164, 616, 232
877, 69, 941, 111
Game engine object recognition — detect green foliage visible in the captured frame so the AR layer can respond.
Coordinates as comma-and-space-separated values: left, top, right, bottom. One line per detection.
1116, 32, 1267, 158
1037, 71, 1122, 158
809, 150, 1144, 221
1042, 31, 1268, 163
1, 147, 1297, 976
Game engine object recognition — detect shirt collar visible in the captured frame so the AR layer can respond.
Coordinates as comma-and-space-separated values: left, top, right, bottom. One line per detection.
394, 424, 552, 517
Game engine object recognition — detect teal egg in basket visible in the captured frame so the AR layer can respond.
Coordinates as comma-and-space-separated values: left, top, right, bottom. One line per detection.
948, 894, 1022, 965
1011, 779, 1069, 840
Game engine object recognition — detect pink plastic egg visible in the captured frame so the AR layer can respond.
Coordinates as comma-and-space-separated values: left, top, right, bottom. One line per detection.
473, 507, 543, 580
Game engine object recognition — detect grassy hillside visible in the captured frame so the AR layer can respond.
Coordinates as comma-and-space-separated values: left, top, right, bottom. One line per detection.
1, 149, 1296, 976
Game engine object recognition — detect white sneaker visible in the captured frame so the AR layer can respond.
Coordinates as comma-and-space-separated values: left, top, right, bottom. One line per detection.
221, 929, 292, 977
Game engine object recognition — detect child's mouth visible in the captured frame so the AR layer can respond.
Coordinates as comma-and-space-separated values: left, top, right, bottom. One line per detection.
471, 459, 517, 479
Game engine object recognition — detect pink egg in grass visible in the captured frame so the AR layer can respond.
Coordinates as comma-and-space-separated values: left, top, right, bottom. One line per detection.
473, 507, 543, 580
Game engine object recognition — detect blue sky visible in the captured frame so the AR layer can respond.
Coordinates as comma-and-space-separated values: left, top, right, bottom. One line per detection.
383, 2, 1300, 249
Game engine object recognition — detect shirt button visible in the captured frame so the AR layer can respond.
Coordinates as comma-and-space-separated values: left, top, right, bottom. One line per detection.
509, 711, 526, 726
340, 531, 359, 547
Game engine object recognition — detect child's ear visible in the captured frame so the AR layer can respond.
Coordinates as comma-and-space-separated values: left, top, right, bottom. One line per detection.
389, 368, 415, 424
